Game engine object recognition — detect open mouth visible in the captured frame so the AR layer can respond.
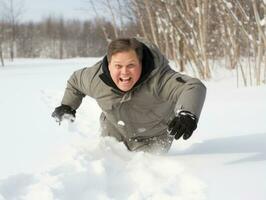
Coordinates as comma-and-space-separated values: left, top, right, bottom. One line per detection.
119, 77, 132, 82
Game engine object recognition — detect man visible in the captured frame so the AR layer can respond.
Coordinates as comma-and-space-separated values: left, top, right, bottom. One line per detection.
52, 38, 206, 153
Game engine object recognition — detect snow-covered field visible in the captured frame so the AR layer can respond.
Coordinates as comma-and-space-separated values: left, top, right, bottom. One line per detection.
0, 58, 265, 200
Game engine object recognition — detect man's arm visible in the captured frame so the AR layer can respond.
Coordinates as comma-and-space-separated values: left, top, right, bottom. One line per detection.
61, 68, 87, 110
61, 63, 102, 109
156, 66, 206, 119
155, 66, 206, 140
52, 65, 99, 123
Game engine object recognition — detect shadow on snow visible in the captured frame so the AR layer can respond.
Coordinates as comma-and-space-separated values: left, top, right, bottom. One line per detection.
172, 133, 266, 164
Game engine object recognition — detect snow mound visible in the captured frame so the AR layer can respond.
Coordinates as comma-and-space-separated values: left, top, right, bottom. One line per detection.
0, 137, 206, 200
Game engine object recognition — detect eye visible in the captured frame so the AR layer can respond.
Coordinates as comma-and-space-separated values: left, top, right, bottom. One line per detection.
128, 64, 135, 68
115, 64, 122, 69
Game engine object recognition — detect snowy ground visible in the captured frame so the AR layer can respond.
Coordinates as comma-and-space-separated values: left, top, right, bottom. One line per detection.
0, 58, 265, 200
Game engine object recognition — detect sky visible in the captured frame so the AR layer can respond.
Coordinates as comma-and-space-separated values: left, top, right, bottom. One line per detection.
22, 0, 94, 22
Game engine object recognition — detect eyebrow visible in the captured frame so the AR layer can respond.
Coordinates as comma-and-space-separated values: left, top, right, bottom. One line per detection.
113, 60, 137, 64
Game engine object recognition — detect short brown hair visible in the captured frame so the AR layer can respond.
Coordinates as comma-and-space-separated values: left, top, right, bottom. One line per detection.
107, 38, 143, 63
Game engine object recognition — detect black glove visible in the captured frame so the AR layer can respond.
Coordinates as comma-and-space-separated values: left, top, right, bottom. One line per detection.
52, 104, 76, 124
167, 110, 198, 140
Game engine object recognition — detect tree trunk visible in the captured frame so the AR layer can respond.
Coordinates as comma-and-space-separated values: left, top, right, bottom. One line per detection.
10, 41, 14, 61
252, 0, 266, 47
117, 0, 125, 36
239, 61, 247, 87
105, 0, 118, 38
197, 0, 210, 79
252, 0, 265, 85
264, 3, 266, 84
144, 0, 158, 46
134, 0, 148, 38
0, 44, 4, 66
89, 0, 110, 43
256, 35, 263, 85
59, 41, 63, 59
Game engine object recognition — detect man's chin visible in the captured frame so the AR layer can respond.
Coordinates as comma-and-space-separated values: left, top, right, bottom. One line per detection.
118, 85, 133, 92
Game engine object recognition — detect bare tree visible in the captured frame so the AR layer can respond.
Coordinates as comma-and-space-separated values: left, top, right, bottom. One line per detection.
0, 0, 25, 61
0, 19, 5, 66
131, 0, 148, 38
143, 0, 159, 46
87, 0, 111, 42
116, 0, 125, 36
104, 0, 118, 38
58, 17, 66, 59
125, 0, 266, 85
252, 0, 266, 85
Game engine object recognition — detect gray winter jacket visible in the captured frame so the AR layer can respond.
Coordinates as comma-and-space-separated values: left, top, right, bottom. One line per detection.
61, 39, 206, 152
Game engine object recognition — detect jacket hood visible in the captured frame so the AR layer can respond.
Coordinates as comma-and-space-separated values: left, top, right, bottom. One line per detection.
136, 37, 169, 71
99, 38, 169, 92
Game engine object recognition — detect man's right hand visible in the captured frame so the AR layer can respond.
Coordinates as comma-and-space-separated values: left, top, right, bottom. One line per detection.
52, 104, 76, 125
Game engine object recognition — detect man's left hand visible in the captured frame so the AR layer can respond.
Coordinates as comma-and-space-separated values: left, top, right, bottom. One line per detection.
167, 110, 198, 140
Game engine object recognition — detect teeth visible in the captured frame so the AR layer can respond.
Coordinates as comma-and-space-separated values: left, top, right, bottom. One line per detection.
120, 77, 131, 81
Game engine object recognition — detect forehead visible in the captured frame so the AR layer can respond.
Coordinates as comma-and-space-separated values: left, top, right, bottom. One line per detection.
110, 50, 139, 63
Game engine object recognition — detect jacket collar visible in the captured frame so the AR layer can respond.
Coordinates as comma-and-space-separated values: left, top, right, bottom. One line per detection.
99, 44, 155, 93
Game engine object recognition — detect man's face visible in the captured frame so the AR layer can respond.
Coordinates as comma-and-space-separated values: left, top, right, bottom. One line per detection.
108, 50, 142, 92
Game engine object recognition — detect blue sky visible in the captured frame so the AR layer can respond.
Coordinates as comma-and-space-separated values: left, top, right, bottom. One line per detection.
22, 0, 94, 22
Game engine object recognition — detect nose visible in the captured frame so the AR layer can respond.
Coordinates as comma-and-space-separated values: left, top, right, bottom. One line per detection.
121, 66, 129, 74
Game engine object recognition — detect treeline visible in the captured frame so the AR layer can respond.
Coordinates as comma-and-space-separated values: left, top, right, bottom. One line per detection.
0, 17, 111, 59
0, 0, 266, 85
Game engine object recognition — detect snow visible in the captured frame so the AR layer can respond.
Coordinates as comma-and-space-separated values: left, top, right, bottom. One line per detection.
223, 0, 233, 9
117, 120, 125, 126
260, 17, 266, 26
0, 58, 266, 200
195, 7, 200, 14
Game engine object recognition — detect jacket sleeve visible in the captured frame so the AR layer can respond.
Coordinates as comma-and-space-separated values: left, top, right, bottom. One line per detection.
61, 67, 94, 110
155, 67, 206, 119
